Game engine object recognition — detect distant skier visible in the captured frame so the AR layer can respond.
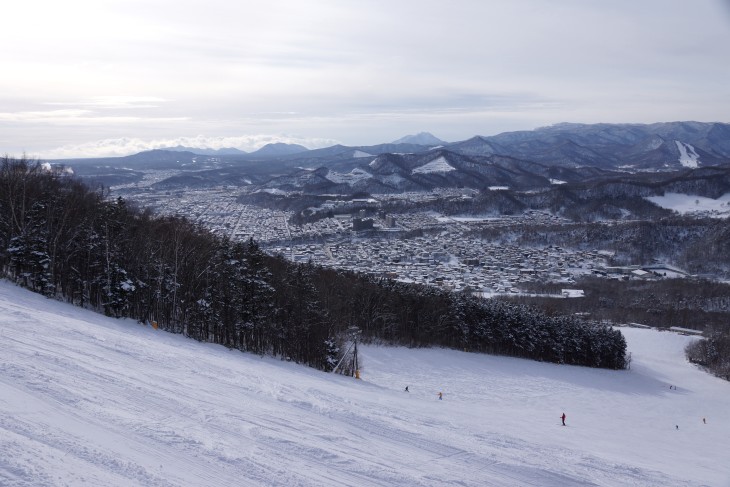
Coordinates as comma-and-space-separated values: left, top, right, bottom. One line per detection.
438, 392, 443, 400
561, 413, 566, 426
703, 418, 706, 424
405, 386, 409, 392
676, 425, 679, 430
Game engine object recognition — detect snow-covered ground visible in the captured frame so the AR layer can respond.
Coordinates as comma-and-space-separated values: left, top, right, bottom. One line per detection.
1, 280, 728, 487
435, 215, 504, 223
646, 192, 730, 218
675, 141, 701, 168
352, 150, 374, 159
325, 168, 372, 185
412, 156, 455, 174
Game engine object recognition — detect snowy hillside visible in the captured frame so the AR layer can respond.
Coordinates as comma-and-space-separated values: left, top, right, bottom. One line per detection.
1, 280, 728, 487
325, 168, 372, 185
411, 156, 456, 174
675, 141, 701, 168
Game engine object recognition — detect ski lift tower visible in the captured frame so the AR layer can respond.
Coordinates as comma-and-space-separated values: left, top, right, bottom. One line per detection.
352, 330, 360, 379
332, 326, 361, 379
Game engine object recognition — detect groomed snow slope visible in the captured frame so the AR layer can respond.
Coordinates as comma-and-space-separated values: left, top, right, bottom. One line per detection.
675, 141, 700, 168
411, 156, 455, 174
1, 280, 728, 487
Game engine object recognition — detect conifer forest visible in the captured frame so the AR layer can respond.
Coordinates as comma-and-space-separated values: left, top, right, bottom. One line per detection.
0, 156, 627, 371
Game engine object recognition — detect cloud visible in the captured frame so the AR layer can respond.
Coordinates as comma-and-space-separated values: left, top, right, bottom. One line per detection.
0, 109, 93, 122
45, 96, 169, 109
2, 0, 729, 157
0, 108, 186, 125
44, 134, 341, 159
0, 97, 177, 126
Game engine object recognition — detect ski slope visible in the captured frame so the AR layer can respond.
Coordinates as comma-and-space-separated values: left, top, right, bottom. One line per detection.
1, 280, 728, 486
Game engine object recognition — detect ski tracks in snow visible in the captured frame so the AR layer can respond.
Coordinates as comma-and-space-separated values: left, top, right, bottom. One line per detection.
1, 281, 728, 486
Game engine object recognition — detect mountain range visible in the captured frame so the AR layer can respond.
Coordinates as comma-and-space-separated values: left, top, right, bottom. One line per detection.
53, 122, 730, 194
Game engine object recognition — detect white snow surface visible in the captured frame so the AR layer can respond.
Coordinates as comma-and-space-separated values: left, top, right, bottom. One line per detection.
646, 192, 730, 218
381, 174, 406, 185
647, 137, 664, 150
352, 150, 374, 158
258, 188, 287, 195
675, 140, 701, 168
411, 156, 455, 174
436, 215, 503, 223
1, 280, 729, 487
325, 168, 372, 185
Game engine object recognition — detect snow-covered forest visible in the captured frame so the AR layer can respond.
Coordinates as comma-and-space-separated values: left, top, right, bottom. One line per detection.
0, 156, 627, 370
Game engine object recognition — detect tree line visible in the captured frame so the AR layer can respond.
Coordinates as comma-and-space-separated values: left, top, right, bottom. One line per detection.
685, 330, 730, 381
1, 156, 627, 371
510, 277, 730, 331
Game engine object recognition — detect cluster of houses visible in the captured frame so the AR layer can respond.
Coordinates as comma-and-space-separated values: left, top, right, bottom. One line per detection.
270, 234, 657, 294
117, 184, 689, 295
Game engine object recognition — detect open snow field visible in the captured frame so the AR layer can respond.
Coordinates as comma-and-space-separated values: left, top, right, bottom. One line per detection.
645, 192, 730, 218
1, 280, 728, 486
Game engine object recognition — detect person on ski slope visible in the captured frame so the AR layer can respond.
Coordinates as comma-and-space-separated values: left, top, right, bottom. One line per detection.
561, 413, 566, 426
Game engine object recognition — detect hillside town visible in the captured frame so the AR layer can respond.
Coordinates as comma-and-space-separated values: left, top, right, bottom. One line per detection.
268, 237, 606, 294
117, 184, 685, 294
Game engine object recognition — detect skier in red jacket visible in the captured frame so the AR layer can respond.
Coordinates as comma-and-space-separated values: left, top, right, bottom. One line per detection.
561, 413, 566, 426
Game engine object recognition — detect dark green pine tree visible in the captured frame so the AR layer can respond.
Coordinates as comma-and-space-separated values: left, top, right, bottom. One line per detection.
239, 238, 275, 355
276, 261, 330, 367
8, 200, 54, 295
95, 197, 135, 317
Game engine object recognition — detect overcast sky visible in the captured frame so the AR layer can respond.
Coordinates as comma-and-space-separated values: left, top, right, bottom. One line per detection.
2, 0, 730, 158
